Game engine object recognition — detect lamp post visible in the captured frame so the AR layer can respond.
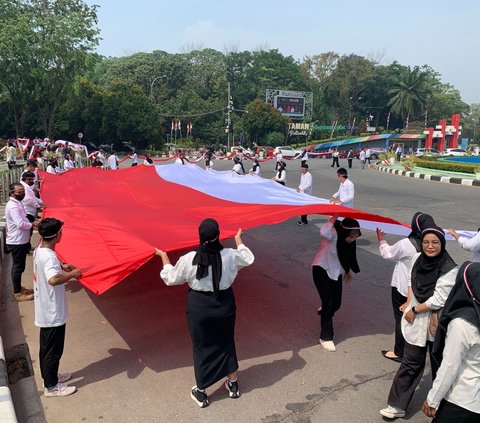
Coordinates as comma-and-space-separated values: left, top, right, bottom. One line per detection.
150, 75, 167, 104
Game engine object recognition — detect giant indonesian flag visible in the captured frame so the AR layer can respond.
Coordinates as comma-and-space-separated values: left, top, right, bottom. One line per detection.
40, 164, 412, 295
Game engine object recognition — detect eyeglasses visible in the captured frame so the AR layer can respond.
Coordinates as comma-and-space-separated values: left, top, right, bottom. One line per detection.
422, 240, 441, 247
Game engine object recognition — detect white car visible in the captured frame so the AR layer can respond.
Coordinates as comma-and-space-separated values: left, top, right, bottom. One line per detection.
415, 148, 441, 157
441, 148, 466, 157
230, 146, 254, 156
274, 146, 302, 158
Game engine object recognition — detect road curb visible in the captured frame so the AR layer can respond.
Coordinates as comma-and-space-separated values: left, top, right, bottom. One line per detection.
0, 221, 18, 423
372, 164, 480, 187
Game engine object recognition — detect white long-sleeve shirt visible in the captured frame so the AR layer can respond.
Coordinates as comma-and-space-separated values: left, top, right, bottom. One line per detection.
160, 244, 254, 291
332, 178, 355, 208
402, 253, 458, 347
427, 318, 480, 413
274, 169, 286, 184
379, 238, 417, 296
312, 221, 342, 280
20, 181, 42, 216
298, 172, 313, 194
5, 197, 32, 245
457, 231, 480, 263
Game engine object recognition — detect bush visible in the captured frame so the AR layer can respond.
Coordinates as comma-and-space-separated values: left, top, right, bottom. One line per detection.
413, 158, 477, 174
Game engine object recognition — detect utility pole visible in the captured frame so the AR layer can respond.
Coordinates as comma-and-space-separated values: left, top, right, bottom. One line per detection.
226, 82, 233, 150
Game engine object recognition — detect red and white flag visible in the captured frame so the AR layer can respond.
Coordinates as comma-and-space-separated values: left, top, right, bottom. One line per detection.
40, 165, 438, 295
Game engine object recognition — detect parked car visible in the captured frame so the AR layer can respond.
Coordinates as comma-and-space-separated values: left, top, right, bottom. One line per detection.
230, 146, 254, 156
441, 148, 466, 157
273, 146, 302, 158
415, 148, 441, 157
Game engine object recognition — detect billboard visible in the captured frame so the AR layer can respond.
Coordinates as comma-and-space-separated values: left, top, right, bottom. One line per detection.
274, 95, 305, 117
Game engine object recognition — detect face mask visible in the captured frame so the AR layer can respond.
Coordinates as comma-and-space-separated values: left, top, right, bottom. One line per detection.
13, 193, 25, 201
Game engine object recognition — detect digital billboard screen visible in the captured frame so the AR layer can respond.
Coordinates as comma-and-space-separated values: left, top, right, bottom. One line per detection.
274, 96, 305, 117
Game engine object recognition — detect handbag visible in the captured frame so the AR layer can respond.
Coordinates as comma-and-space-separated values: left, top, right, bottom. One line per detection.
428, 310, 440, 337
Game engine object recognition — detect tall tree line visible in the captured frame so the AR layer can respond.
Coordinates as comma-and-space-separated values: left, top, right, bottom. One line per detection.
0, 0, 474, 149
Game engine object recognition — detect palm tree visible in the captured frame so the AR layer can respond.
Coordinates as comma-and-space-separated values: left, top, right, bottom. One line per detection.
388, 66, 428, 127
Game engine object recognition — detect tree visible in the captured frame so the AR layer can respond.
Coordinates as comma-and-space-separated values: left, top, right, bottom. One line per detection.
0, 0, 99, 137
240, 99, 288, 144
387, 65, 429, 126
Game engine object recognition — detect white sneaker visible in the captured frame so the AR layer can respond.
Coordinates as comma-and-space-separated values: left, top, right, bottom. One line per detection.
57, 372, 72, 383
319, 339, 336, 352
44, 383, 76, 397
380, 405, 406, 418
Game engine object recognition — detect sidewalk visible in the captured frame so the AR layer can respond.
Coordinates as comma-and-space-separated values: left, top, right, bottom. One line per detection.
0, 206, 46, 423
372, 163, 480, 187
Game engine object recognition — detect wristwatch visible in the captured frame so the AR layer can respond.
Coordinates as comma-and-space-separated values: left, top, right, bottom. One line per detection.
412, 306, 417, 315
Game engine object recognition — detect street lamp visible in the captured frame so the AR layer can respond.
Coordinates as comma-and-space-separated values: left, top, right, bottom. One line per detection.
150, 75, 167, 104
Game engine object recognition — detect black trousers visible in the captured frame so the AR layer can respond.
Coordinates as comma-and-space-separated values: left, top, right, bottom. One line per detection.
391, 287, 407, 357
40, 325, 66, 389
6, 243, 30, 294
347, 158, 353, 168
300, 215, 308, 224
331, 157, 339, 167
433, 400, 480, 423
387, 340, 437, 411
312, 266, 342, 341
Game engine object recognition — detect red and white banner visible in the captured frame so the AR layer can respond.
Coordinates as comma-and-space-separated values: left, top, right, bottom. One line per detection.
40, 164, 419, 295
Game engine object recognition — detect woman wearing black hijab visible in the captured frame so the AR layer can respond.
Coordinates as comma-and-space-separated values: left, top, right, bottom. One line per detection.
377, 212, 436, 362
381, 226, 458, 419
311, 214, 361, 352
422, 261, 480, 422
155, 218, 254, 408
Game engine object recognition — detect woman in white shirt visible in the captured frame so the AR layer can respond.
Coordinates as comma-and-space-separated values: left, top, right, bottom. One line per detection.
377, 212, 436, 362
231, 157, 245, 174
155, 219, 254, 408
312, 215, 361, 352
380, 226, 458, 419
63, 154, 75, 171
448, 228, 480, 263
249, 159, 261, 176
422, 261, 480, 422
273, 161, 286, 185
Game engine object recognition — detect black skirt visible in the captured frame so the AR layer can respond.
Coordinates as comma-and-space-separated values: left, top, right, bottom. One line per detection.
186, 287, 238, 390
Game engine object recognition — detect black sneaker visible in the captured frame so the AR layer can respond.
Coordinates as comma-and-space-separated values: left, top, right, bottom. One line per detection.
190, 386, 209, 408
225, 379, 240, 398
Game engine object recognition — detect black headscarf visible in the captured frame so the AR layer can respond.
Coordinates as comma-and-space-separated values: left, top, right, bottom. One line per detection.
408, 212, 436, 252
252, 160, 260, 172
277, 161, 286, 178
411, 226, 457, 304
432, 261, 480, 368
192, 218, 224, 294
334, 218, 361, 274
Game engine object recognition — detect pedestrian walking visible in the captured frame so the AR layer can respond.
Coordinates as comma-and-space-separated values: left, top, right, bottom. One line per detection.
376, 212, 436, 363
422, 261, 480, 422
272, 161, 287, 186
331, 150, 340, 168
155, 219, 254, 408
359, 148, 366, 169
296, 163, 312, 226
330, 168, 354, 208
347, 148, 354, 169
380, 226, 458, 419
312, 215, 361, 352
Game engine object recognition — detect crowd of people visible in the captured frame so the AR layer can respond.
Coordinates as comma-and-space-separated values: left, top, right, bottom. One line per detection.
3, 151, 480, 420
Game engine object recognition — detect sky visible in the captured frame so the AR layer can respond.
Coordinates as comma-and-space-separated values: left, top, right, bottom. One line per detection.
85, 0, 480, 104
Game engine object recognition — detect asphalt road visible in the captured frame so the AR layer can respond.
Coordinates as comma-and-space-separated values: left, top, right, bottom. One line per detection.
15, 156, 478, 423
